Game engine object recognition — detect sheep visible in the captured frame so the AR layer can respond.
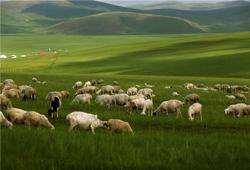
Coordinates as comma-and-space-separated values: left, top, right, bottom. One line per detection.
128, 94, 145, 101
46, 91, 62, 101
3, 79, 15, 86
196, 83, 206, 88
164, 86, 172, 89
0, 111, 13, 129
153, 100, 184, 118
188, 103, 202, 121
107, 119, 134, 135
125, 98, 153, 115
138, 88, 153, 99
112, 93, 129, 106
0, 94, 12, 110
23, 111, 55, 129
66, 111, 108, 134
48, 96, 61, 118
60, 90, 70, 99
20, 86, 36, 100
184, 94, 200, 104
72, 81, 83, 89
172, 92, 181, 96
96, 94, 113, 106
184, 83, 195, 89
242, 105, 250, 116
2, 88, 20, 99
225, 95, 236, 99
96, 85, 114, 95
5, 107, 27, 123
113, 85, 122, 94
72, 94, 92, 104
76, 86, 98, 95
127, 87, 138, 96
224, 103, 247, 117
83, 81, 91, 87
141, 99, 153, 116
32, 77, 38, 82
235, 93, 246, 101
97, 79, 104, 84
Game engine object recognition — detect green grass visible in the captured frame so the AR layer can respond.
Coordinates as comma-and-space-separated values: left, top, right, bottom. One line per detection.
1, 32, 250, 169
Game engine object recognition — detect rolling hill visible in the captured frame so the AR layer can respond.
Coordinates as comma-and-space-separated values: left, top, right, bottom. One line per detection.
0, 0, 250, 34
48, 12, 206, 35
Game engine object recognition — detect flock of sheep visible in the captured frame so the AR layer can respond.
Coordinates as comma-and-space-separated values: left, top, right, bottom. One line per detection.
0, 78, 249, 135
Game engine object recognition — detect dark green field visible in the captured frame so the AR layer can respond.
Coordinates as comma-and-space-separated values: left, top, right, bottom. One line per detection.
1, 32, 250, 169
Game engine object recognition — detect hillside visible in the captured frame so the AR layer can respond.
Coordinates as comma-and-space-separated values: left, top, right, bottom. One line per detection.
48, 12, 206, 35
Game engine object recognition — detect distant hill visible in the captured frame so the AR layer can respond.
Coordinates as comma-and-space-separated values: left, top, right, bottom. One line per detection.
48, 12, 206, 34
1, 0, 250, 34
130, 0, 250, 10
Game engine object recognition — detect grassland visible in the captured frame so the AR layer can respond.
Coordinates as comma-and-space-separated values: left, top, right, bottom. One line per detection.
1, 32, 250, 169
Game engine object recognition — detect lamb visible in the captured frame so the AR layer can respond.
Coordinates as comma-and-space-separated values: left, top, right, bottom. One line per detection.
20, 86, 36, 100
153, 100, 184, 118
225, 95, 236, 99
66, 111, 108, 134
184, 94, 200, 104
6, 107, 27, 123
188, 103, 202, 121
172, 92, 181, 96
127, 87, 138, 96
96, 85, 114, 95
96, 94, 113, 106
76, 86, 98, 95
0, 94, 12, 110
83, 81, 91, 87
72, 94, 92, 104
23, 111, 55, 129
0, 111, 13, 129
60, 90, 70, 99
224, 103, 247, 117
46, 91, 62, 101
112, 93, 129, 106
48, 96, 61, 118
72, 81, 83, 89
235, 93, 246, 101
2, 88, 20, 99
106, 119, 134, 135
138, 88, 153, 99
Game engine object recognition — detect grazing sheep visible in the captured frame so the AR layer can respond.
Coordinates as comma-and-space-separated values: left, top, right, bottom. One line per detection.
20, 86, 36, 100
32, 77, 38, 82
196, 83, 206, 88
97, 79, 104, 84
112, 93, 129, 106
76, 86, 98, 95
96, 85, 114, 95
96, 94, 113, 106
153, 100, 184, 118
72, 94, 92, 104
23, 111, 55, 129
127, 87, 138, 96
3, 79, 15, 86
60, 90, 70, 99
3, 88, 20, 99
235, 93, 246, 101
172, 92, 181, 96
225, 95, 236, 99
0, 111, 13, 129
141, 99, 153, 116
66, 111, 108, 134
224, 103, 247, 117
2, 83, 19, 91
184, 94, 200, 104
107, 119, 134, 135
6, 108, 27, 123
188, 103, 202, 121
48, 96, 61, 118
138, 88, 153, 99
84, 81, 91, 87
243, 105, 250, 116
126, 98, 153, 115
72, 81, 83, 89
184, 83, 195, 89
46, 91, 62, 101
113, 85, 122, 94
128, 94, 146, 101
0, 94, 12, 110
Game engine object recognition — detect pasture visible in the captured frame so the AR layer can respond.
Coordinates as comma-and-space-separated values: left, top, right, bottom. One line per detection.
1, 32, 250, 169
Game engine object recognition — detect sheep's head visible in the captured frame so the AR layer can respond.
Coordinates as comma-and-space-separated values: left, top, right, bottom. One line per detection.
224, 108, 230, 115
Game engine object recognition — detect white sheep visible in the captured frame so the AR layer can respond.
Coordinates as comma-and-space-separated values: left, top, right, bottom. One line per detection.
127, 87, 138, 96
6, 107, 27, 123
95, 94, 113, 106
72, 81, 83, 89
72, 94, 92, 104
153, 100, 184, 118
188, 103, 202, 121
0, 111, 13, 129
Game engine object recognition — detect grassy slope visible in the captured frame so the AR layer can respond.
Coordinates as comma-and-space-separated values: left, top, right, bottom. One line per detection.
1, 32, 250, 78
48, 12, 205, 34
1, 33, 250, 169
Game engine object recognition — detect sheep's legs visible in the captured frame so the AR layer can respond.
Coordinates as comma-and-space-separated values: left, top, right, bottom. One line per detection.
200, 111, 202, 121
90, 124, 95, 134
